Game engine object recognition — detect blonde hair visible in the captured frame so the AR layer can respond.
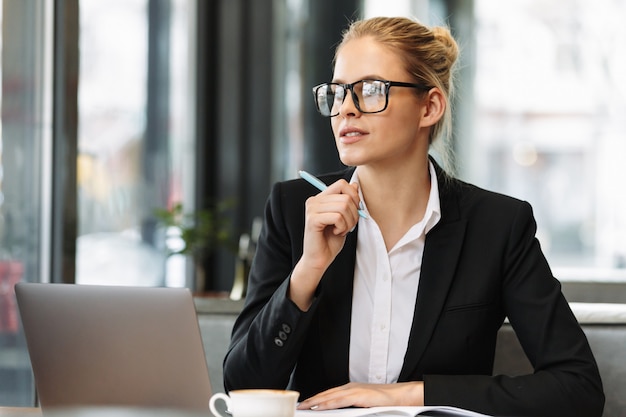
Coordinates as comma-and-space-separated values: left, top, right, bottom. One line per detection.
336, 16, 459, 171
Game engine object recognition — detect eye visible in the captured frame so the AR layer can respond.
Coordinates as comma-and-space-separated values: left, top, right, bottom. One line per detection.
333, 86, 345, 102
363, 81, 386, 98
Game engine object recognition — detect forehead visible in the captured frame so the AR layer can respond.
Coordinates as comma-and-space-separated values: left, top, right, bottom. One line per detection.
333, 37, 409, 82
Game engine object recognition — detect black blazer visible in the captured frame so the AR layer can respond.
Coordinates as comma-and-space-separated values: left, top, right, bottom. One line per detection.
223, 162, 604, 417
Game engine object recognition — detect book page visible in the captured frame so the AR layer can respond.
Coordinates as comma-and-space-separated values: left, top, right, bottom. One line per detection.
295, 405, 491, 417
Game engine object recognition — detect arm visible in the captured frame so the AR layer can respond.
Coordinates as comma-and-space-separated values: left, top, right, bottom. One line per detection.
424, 201, 604, 417
223, 181, 312, 391
223, 177, 361, 391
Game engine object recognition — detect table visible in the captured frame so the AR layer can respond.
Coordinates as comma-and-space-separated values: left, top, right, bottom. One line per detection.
0, 408, 40, 416
0, 407, 210, 416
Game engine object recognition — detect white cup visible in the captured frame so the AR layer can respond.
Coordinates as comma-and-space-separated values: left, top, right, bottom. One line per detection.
209, 389, 300, 417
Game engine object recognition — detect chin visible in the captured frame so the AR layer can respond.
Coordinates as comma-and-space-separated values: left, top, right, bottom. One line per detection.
338, 155, 365, 167
337, 145, 372, 166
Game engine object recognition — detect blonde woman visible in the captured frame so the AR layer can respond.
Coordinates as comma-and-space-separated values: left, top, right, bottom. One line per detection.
223, 16, 604, 417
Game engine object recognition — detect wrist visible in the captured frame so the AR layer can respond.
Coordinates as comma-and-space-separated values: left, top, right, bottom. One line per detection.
288, 261, 323, 311
397, 381, 424, 406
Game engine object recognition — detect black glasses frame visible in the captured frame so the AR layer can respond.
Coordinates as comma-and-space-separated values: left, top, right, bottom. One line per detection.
312, 79, 431, 117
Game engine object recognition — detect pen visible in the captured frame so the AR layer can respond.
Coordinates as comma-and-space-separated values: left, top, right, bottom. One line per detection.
298, 170, 368, 219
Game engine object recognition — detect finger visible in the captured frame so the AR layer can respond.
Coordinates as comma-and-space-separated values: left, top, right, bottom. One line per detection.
326, 180, 362, 212
310, 212, 352, 236
298, 391, 359, 411
305, 198, 358, 234
297, 384, 357, 410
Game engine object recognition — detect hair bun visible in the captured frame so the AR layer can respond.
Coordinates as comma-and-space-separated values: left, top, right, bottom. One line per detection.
431, 26, 460, 67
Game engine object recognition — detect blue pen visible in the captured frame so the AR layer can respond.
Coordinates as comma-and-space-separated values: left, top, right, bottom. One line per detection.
298, 170, 368, 219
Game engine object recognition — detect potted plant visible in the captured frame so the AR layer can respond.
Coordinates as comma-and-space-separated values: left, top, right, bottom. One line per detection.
154, 200, 236, 292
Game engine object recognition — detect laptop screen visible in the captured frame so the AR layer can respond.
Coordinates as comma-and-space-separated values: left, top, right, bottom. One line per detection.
15, 283, 212, 411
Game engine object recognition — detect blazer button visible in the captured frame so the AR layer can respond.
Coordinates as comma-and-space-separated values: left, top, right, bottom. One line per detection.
274, 337, 284, 347
282, 323, 291, 334
278, 331, 288, 341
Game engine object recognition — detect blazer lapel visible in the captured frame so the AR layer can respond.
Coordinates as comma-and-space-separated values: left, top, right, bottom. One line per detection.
399, 170, 468, 381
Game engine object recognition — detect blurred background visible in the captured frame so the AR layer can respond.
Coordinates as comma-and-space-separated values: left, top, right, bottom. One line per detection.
1, 0, 625, 406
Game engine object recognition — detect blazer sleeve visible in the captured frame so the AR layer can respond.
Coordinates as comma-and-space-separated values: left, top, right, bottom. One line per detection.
222, 180, 320, 392
424, 201, 605, 417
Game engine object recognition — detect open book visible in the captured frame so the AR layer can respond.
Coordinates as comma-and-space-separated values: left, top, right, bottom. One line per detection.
295, 405, 491, 417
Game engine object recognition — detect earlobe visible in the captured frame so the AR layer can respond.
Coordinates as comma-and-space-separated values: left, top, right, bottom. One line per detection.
420, 88, 446, 128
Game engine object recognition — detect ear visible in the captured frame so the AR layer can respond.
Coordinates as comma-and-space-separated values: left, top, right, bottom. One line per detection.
419, 87, 446, 128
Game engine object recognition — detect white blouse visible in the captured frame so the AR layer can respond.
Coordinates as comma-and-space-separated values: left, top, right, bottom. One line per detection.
349, 162, 441, 384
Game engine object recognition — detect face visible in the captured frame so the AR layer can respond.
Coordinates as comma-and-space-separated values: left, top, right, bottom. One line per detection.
331, 36, 427, 168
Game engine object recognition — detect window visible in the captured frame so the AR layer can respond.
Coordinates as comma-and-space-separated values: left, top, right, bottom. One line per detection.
76, 0, 156, 286
472, 0, 626, 281
0, 0, 198, 405
76, 0, 197, 288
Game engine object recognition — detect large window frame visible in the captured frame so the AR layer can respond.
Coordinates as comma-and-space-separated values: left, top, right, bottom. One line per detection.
1, 0, 55, 406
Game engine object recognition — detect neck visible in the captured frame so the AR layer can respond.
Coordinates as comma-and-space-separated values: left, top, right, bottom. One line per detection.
357, 156, 432, 224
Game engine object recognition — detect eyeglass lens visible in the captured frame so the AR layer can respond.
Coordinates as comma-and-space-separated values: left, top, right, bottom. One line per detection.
315, 80, 388, 117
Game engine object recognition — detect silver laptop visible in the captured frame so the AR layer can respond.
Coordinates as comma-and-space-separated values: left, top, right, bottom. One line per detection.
15, 283, 212, 411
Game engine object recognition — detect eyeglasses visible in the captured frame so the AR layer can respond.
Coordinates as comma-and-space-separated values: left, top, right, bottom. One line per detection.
312, 79, 430, 117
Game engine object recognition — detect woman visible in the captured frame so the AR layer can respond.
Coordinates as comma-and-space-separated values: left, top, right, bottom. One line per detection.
223, 16, 604, 417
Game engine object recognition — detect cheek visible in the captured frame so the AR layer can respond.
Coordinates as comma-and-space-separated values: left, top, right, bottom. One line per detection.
393, 110, 422, 139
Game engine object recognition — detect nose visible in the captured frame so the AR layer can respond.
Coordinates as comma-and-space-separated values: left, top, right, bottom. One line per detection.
338, 88, 361, 117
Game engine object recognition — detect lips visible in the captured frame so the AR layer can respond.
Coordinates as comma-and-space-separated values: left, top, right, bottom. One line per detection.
338, 126, 368, 143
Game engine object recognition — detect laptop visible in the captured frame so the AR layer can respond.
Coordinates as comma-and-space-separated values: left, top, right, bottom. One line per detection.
15, 283, 212, 411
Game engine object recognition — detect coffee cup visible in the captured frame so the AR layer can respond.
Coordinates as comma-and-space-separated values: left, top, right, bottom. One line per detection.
209, 389, 299, 417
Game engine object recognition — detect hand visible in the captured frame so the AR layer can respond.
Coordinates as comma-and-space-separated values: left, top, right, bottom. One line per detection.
301, 180, 361, 268
289, 180, 361, 310
296, 381, 424, 411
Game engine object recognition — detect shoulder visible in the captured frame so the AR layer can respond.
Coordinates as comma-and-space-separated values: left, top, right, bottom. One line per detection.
432, 157, 529, 218
439, 173, 535, 229
437, 177, 542, 266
